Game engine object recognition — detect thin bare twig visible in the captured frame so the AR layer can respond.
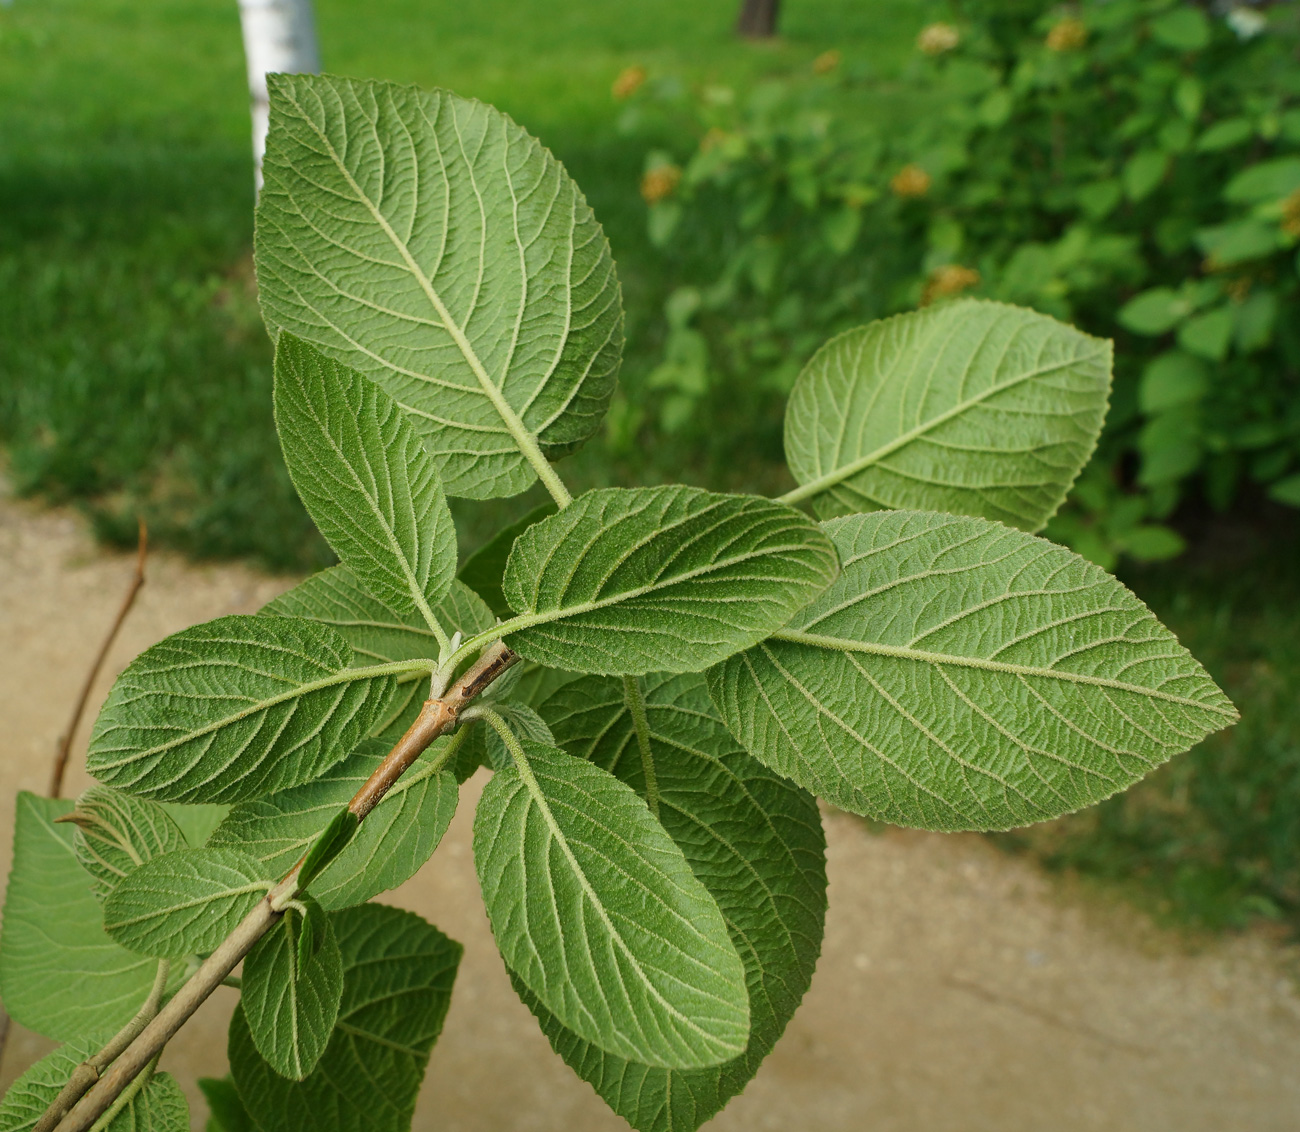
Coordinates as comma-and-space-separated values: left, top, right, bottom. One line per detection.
48, 641, 518, 1132
49, 518, 148, 798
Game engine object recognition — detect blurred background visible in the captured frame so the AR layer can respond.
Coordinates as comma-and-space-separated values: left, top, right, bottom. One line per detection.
0, 0, 1298, 1088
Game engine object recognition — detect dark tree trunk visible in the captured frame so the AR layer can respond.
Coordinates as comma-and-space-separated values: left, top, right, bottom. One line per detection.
736, 0, 780, 39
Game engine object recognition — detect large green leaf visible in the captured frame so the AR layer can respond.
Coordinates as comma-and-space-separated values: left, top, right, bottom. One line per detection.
0, 1038, 187, 1132
241, 900, 345, 1080
708, 511, 1238, 832
208, 740, 457, 910
473, 739, 750, 1069
0, 794, 158, 1040
274, 335, 457, 631
263, 568, 495, 743
87, 615, 406, 803
531, 672, 827, 1132
255, 73, 623, 500
103, 848, 273, 959
228, 905, 461, 1132
65, 786, 188, 901
782, 301, 1112, 530
499, 486, 839, 675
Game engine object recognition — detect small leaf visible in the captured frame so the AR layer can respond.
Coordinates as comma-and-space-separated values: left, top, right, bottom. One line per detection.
1149, 6, 1209, 51
457, 503, 557, 617
1118, 287, 1190, 335
1268, 473, 1300, 508
229, 905, 461, 1132
473, 739, 750, 1069
707, 511, 1238, 832
1223, 156, 1300, 203
530, 672, 827, 1132
501, 486, 838, 675
297, 808, 359, 890
87, 615, 402, 804
274, 335, 457, 628
256, 73, 623, 500
208, 741, 457, 911
782, 300, 1111, 531
0, 1037, 188, 1132
62, 786, 187, 901
0, 795, 162, 1041
1122, 150, 1168, 202
103, 848, 273, 958
241, 898, 344, 1080
1177, 306, 1234, 361
1139, 351, 1208, 412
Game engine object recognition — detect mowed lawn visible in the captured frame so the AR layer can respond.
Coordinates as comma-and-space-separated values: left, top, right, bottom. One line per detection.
1, 0, 1297, 937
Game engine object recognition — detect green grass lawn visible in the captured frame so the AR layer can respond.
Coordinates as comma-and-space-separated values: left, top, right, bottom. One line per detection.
1, 0, 1297, 937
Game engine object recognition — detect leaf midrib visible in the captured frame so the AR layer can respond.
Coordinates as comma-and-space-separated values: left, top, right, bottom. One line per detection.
769, 628, 1238, 716
781, 349, 1108, 506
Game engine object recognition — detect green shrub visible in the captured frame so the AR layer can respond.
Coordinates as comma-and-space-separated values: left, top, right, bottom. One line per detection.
628, 0, 1300, 567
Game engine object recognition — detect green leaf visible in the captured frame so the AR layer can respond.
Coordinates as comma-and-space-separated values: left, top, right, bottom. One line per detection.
87, 615, 404, 804
500, 486, 838, 675
473, 739, 750, 1069
163, 804, 231, 849
241, 899, 345, 1080
475, 702, 555, 769
228, 905, 461, 1132
0, 795, 159, 1040
1138, 351, 1208, 412
274, 335, 457, 631
103, 848, 272, 959
1268, 473, 1300, 508
707, 511, 1238, 832
198, 1077, 255, 1132
263, 568, 494, 743
297, 808, 359, 890
529, 672, 827, 1132
1149, 6, 1209, 51
1196, 118, 1253, 152
1118, 287, 1191, 335
457, 503, 557, 618
1177, 305, 1234, 361
1223, 157, 1300, 204
208, 741, 457, 911
781, 301, 1111, 531
255, 73, 623, 500
1195, 220, 1280, 267
0, 1038, 188, 1132
63, 786, 188, 901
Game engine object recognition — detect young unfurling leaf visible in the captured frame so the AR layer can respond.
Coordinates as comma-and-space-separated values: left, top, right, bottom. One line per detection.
62, 786, 187, 901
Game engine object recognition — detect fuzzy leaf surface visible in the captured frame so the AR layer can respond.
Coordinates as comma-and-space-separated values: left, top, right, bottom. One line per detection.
256, 73, 623, 499
500, 486, 838, 675
473, 739, 749, 1069
458, 502, 557, 617
0, 1038, 187, 1132
708, 511, 1238, 832
67, 786, 188, 901
209, 741, 457, 910
241, 899, 344, 1080
274, 335, 457, 627
103, 848, 273, 959
0, 795, 158, 1040
529, 672, 827, 1131
229, 905, 461, 1132
263, 569, 493, 742
784, 300, 1112, 530
87, 615, 402, 803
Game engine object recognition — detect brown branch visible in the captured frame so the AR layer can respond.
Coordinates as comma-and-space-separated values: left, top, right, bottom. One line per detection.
50, 518, 148, 798
48, 640, 518, 1132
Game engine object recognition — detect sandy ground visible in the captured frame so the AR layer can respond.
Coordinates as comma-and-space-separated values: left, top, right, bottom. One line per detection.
1, 492, 1298, 1131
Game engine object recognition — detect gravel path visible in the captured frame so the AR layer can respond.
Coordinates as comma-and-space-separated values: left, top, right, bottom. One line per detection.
1, 495, 1297, 1131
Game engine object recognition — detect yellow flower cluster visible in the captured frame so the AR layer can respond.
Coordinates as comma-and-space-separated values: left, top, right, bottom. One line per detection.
917, 23, 960, 55
1046, 17, 1088, 52
812, 50, 842, 75
612, 66, 647, 100
640, 164, 682, 205
922, 264, 981, 306
890, 164, 932, 198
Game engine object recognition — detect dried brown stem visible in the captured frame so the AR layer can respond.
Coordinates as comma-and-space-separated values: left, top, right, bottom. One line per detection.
48, 640, 517, 1132
49, 518, 148, 798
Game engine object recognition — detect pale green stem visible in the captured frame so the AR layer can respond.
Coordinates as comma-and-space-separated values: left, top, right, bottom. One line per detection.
87, 1053, 159, 1132
621, 675, 661, 820
478, 708, 527, 768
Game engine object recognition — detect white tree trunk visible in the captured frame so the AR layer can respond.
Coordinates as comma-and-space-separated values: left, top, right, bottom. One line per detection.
237, 0, 320, 192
